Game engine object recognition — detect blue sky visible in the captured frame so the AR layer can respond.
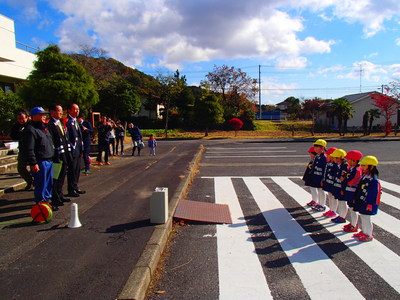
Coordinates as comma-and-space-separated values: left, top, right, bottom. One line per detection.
1, 0, 400, 104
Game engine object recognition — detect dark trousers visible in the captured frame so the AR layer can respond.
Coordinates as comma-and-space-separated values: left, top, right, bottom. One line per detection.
67, 155, 81, 193
33, 160, 53, 203
116, 136, 124, 154
83, 143, 91, 171
52, 160, 67, 204
97, 140, 110, 162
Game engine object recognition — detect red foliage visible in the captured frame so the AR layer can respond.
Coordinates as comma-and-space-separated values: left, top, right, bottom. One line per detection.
229, 118, 244, 131
371, 92, 398, 121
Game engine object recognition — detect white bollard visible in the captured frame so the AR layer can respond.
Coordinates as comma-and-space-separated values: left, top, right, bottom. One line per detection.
68, 203, 82, 228
150, 187, 168, 224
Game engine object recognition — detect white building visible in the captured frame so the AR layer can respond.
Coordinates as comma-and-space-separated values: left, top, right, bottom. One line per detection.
0, 14, 37, 92
317, 92, 398, 130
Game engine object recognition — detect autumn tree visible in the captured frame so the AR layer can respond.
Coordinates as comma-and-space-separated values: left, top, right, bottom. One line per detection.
285, 96, 302, 120
19, 45, 98, 112
371, 91, 398, 135
201, 65, 258, 120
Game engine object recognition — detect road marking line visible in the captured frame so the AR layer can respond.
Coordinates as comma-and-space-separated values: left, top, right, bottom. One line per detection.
206, 150, 297, 153
381, 180, 400, 194
271, 177, 400, 293
244, 177, 363, 299
381, 192, 400, 210
207, 147, 287, 150
215, 177, 273, 300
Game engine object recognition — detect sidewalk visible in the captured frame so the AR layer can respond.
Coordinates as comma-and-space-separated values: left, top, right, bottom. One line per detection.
0, 140, 203, 300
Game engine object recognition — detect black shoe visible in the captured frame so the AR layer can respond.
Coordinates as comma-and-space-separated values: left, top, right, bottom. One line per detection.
52, 206, 59, 211
52, 201, 64, 206
75, 189, 86, 194
67, 191, 80, 197
62, 198, 71, 203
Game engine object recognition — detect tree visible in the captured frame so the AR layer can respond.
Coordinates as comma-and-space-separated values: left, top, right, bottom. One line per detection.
0, 90, 25, 137
285, 96, 301, 120
371, 92, 398, 135
229, 118, 244, 137
95, 79, 142, 119
201, 64, 258, 119
193, 94, 224, 136
367, 108, 381, 135
19, 45, 99, 112
156, 70, 186, 138
301, 98, 323, 136
331, 98, 354, 136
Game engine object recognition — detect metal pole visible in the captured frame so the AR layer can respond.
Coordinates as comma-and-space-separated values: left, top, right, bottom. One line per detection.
259, 65, 262, 120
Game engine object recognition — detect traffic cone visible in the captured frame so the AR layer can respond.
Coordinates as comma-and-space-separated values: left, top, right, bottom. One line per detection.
68, 203, 82, 228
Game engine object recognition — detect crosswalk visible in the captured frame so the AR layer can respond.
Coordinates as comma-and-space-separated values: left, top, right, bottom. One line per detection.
203, 175, 400, 299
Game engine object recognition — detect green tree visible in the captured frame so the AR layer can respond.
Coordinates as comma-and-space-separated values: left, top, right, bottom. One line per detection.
331, 98, 354, 136
194, 94, 224, 136
19, 45, 98, 112
0, 90, 25, 136
285, 96, 301, 120
301, 98, 323, 136
95, 79, 142, 119
156, 70, 186, 137
366, 108, 381, 135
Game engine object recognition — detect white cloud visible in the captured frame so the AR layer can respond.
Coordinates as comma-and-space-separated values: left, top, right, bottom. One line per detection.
47, 0, 335, 69
337, 61, 387, 82
396, 38, 400, 46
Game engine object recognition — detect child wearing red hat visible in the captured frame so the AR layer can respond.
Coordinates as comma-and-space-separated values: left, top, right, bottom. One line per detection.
342, 150, 363, 233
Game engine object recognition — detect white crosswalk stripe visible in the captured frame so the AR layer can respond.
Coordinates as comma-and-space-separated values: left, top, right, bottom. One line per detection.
202, 176, 400, 299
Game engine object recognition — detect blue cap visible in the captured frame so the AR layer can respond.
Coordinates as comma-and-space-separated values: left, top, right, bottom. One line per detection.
30, 107, 49, 116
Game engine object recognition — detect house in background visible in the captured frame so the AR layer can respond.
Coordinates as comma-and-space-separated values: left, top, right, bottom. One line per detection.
317, 91, 398, 130
0, 14, 37, 92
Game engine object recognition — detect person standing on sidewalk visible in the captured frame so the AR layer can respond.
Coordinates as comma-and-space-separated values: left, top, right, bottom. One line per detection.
65, 103, 85, 197
128, 123, 143, 156
96, 115, 112, 165
114, 120, 125, 155
10, 110, 34, 190
47, 103, 71, 207
77, 113, 93, 174
23, 107, 55, 207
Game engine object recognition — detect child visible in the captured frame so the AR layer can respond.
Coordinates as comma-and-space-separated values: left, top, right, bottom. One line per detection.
330, 149, 348, 223
302, 146, 317, 188
148, 134, 157, 156
322, 147, 338, 217
306, 139, 327, 211
353, 156, 382, 242
342, 150, 363, 232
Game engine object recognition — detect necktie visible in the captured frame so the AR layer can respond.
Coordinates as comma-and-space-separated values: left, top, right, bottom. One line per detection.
58, 121, 65, 135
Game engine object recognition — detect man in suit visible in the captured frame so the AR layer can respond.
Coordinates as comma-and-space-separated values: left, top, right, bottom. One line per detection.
47, 103, 72, 206
77, 113, 93, 174
65, 103, 85, 197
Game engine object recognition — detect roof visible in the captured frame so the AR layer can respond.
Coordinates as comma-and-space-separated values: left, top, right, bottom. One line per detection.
342, 91, 379, 104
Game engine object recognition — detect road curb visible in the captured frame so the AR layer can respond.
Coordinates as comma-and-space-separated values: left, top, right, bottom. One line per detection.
117, 144, 205, 300
0, 181, 26, 197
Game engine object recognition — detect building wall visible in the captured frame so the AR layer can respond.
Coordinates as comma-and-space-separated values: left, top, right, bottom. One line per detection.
0, 14, 36, 87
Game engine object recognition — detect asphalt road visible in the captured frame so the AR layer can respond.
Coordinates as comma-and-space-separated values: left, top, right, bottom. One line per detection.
149, 139, 400, 300
0, 140, 200, 300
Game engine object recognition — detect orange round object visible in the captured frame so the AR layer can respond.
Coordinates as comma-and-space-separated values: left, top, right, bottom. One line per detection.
31, 202, 53, 223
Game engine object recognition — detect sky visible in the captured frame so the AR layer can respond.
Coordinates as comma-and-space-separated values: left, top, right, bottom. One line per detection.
1, 0, 400, 104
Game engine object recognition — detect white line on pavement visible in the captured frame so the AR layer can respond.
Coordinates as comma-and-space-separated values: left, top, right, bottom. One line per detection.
244, 177, 363, 299
271, 177, 400, 293
215, 177, 273, 300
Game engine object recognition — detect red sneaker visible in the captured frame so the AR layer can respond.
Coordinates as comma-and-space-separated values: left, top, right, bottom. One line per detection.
343, 224, 358, 233
353, 231, 367, 238
307, 200, 317, 207
358, 235, 373, 242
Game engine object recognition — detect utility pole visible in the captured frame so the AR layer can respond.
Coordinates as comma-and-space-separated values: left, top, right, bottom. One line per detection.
359, 64, 363, 92
259, 64, 262, 120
